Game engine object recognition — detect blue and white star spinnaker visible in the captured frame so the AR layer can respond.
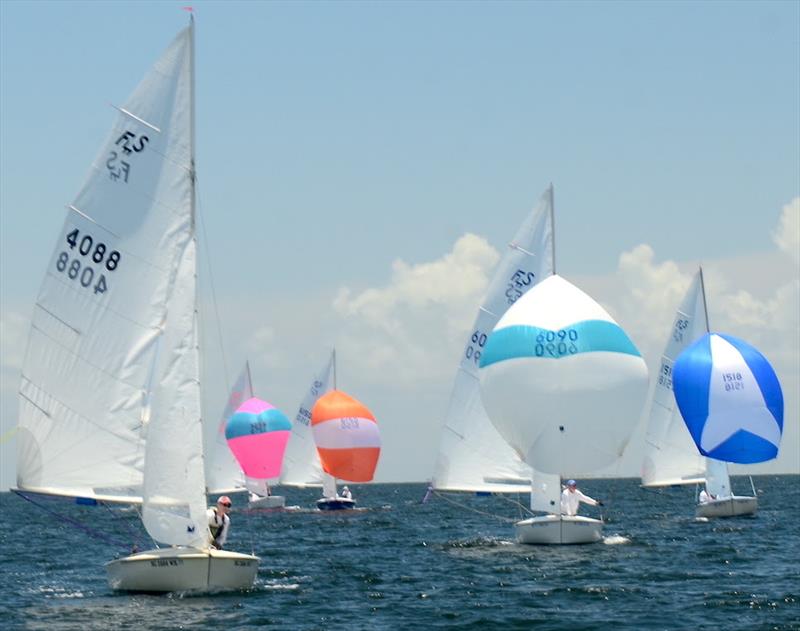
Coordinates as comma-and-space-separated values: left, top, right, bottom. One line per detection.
673, 333, 783, 464
478, 275, 649, 475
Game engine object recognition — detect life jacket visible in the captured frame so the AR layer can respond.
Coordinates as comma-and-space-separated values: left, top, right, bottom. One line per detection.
209, 508, 226, 538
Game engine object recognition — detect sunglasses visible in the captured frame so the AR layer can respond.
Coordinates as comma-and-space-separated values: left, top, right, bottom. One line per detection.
219, 502, 232, 508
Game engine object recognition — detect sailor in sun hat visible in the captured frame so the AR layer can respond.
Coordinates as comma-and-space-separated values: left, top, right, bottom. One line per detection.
560, 480, 603, 516
208, 496, 232, 549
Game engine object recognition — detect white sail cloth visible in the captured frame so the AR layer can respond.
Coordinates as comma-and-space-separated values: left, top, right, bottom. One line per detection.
479, 274, 649, 475
641, 270, 709, 487
17, 25, 209, 548
281, 351, 334, 486
432, 187, 555, 493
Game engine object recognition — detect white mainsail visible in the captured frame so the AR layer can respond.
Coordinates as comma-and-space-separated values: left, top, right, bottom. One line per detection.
17, 24, 209, 546
641, 269, 709, 487
280, 350, 335, 486
432, 186, 555, 493
206, 363, 253, 494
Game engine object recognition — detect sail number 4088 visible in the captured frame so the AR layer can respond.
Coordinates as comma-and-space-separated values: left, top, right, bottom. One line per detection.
54, 228, 121, 295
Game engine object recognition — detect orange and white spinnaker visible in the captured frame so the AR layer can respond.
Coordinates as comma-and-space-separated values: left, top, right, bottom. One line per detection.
311, 390, 380, 482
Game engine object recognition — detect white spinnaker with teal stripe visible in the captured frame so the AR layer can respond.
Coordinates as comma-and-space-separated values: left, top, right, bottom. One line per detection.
432, 187, 554, 493
479, 274, 649, 475
640, 270, 708, 487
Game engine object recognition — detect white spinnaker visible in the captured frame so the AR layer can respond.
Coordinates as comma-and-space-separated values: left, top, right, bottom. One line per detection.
16, 26, 196, 504
641, 270, 708, 487
281, 351, 334, 486
206, 363, 252, 494
479, 274, 649, 475
432, 186, 554, 493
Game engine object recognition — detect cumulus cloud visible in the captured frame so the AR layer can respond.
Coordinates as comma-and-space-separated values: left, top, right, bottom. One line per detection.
331, 234, 499, 385
772, 197, 800, 264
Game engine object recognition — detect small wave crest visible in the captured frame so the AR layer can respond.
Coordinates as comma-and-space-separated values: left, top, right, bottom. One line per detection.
602, 534, 630, 545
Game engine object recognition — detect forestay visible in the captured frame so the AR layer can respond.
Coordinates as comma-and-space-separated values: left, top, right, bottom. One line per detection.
640, 270, 708, 487
432, 187, 554, 493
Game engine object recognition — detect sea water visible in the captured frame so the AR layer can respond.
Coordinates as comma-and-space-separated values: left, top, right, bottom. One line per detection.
1, 476, 797, 630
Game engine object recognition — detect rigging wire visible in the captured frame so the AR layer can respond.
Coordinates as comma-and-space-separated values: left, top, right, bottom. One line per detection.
195, 176, 232, 394
13, 491, 134, 552
430, 489, 519, 524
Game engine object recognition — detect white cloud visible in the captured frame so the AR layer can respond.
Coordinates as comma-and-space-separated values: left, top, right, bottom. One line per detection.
331, 234, 498, 385
0, 310, 28, 376
772, 197, 800, 264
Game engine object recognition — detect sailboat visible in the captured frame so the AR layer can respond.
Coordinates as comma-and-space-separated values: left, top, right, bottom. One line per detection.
207, 363, 289, 508
15, 18, 258, 591
640, 268, 759, 517
280, 350, 381, 509
672, 288, 783, 518
431, 186, 554, 497
479, 273, 649, 544
225, 394, 291, 509
311, 379, 381, 511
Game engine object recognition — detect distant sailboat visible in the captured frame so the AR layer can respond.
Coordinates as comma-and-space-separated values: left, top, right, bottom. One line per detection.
14, 19, 258, 591
281, 350, 380, 509
431, 186, 554, 498
672, 289, 783, 518
479, 275, 649, 544
640, 268, 761, 517
311, 385, 381, 510
225, 395, 291, 509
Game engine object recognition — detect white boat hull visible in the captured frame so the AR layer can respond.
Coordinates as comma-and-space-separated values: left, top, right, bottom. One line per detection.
106, 547, 259, 593
515, 514, 603, 545
248, 495, 286, 509
696, 495, 757, 518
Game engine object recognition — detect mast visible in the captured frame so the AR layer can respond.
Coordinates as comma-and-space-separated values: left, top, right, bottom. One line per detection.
698, 266, 710, 333
333, 348, 337, 390
189, 14, 196, 234
549, 183, 556, 274
245, 360, 254, 395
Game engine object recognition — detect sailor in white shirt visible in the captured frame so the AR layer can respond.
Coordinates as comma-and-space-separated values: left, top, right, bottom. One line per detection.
208, 496, 232, 549
560, 480, 602, 516
698, 488, 716, 504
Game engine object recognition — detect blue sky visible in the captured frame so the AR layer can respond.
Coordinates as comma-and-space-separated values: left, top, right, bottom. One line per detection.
1, 0, 798, 489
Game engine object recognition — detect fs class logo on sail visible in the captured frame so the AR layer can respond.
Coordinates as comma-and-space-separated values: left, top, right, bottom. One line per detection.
55, 228, 121, 296
505, 268, 535, 305
106, 130, 149, 183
